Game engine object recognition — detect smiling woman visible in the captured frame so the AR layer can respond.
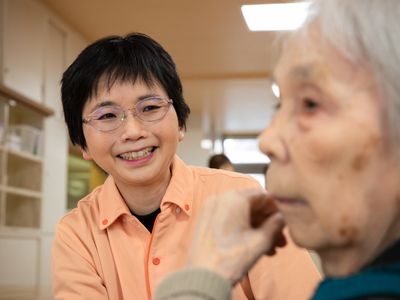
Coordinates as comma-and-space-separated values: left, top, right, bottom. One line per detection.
52, 32, 319, 300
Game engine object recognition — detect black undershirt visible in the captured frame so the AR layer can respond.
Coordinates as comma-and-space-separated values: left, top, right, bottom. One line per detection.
132, 208, 161, 233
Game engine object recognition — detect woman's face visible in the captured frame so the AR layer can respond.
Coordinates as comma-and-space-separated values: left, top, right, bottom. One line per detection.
259, 25, 400, 275
81, 79, 184, 188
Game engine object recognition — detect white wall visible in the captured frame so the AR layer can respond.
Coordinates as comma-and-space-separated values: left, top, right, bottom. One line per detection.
177, 112, 210, 167
0, 237, 39, 285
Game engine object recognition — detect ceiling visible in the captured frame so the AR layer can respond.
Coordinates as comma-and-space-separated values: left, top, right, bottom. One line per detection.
40, 0, 293, 136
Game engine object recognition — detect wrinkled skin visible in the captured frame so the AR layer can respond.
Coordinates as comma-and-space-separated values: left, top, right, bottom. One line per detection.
260, 24, 400, 276
188, 190, 286, 284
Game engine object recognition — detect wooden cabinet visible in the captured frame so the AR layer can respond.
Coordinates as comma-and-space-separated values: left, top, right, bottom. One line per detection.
1, 0, 47, 102
0, 84, 53, 229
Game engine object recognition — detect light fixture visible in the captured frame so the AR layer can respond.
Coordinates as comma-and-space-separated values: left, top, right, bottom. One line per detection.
241, 2, 311, 31
271, 82, 280, 98
200, 138, 213, 150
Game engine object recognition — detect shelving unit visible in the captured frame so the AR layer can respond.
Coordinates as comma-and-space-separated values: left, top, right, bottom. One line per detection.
0, 83, 53, 230
0, 0, 89, 289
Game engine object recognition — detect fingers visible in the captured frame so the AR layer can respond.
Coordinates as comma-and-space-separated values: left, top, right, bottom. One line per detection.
265, 227, 287, 255
258, 212, 285, 242
188, 189, 287, 286
250, 194, 279, 228
244, 191, 287, 253
258, 212, 286, 255
247, 212, 285, 257
227, 212, 285, 284
243, 190, 279, 229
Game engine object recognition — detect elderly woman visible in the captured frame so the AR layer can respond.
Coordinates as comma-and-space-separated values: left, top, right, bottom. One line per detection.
154, 0, 400, 299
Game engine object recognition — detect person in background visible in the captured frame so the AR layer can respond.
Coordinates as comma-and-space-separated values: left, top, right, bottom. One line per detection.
52, 33, 320, 299
154, 0, 400, 299
208, 153, 234, 171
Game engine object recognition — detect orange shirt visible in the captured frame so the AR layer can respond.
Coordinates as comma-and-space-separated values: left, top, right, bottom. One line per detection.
52, 156, 320, 299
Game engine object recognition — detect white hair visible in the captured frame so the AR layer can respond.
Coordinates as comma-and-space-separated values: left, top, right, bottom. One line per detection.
305, 0, 400, 147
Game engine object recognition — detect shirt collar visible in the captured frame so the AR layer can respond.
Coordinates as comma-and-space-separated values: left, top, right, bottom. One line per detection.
98, 176, 131, 230
160, 155, 194, 216
98, 155, 194, 230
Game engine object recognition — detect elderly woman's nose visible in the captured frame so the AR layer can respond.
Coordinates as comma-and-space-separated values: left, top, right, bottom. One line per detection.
259, 117, 288, 162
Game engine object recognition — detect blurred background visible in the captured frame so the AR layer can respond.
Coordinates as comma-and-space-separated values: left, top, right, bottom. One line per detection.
0, 0, 300, 298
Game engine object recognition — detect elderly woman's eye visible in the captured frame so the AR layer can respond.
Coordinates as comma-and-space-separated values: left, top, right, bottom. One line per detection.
302, 98, 319, 112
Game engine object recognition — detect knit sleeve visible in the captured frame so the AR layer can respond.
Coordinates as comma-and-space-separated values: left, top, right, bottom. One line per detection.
154, 268, 232, 300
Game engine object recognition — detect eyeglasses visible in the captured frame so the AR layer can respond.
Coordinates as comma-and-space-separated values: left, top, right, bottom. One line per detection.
82, 97, 173, 132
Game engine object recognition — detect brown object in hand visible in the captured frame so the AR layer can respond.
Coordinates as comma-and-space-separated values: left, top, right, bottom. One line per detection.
250, 196, 287, 255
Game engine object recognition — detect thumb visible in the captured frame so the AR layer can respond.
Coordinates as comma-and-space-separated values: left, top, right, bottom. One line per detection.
248, 212, 285, 255
259, 211, 285, 234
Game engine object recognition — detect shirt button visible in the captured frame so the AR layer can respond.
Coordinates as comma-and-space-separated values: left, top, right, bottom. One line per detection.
184, 204, 190, 211
102, 219, 108, 225
152, 257, 160, 265
175, 207, 181, 214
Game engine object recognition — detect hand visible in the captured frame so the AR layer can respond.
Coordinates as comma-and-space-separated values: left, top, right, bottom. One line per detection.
188, 189, 286, 285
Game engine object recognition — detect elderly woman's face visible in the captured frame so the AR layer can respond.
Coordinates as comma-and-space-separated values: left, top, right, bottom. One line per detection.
260, 25, 400, 273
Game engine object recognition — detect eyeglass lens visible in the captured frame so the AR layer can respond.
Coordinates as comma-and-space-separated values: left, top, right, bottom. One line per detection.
85, 97, 171, 132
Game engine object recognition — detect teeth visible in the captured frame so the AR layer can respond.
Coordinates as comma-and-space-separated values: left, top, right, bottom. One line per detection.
119, 147, 153, 160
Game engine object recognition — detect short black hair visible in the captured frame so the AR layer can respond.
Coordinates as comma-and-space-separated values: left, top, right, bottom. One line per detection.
61, 32, 190, 149
208, 154, 232, 169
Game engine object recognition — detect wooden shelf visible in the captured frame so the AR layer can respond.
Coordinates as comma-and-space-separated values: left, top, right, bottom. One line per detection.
0, 225, 42, 238
6, 147, 43, 163
0, 185, 42, 199
0, 83, 54, 117
0, 93, 45, 230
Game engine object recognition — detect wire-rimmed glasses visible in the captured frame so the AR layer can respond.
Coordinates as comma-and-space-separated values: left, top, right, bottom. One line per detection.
82, 97, 173, 132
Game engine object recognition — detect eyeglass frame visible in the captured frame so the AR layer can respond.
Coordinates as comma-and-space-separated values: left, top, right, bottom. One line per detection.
82, 97, 173, 132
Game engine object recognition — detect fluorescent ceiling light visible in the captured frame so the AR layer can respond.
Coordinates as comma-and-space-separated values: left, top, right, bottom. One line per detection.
241, 2, 311, 31
271, 82, 280, 98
